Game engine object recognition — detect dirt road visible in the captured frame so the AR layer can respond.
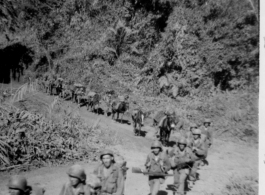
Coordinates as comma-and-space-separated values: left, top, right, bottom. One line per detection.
0, 92, 258, 195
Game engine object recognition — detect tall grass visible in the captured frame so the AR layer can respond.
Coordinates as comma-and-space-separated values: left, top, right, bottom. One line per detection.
0, 100, 106, 170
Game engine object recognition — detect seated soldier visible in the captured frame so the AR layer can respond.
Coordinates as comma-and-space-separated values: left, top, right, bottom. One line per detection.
168, 137, 196, 195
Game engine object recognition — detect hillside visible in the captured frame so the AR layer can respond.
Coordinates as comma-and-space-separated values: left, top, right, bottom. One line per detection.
0, 1, 260, 195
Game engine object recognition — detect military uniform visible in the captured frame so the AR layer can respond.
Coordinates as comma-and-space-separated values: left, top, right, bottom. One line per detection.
59, 164, 91, 195
93, 150, 125, 195
184, 123, 198, 148
145, 141, 171, 195
189, 129, 208, 181
156, 107, 175, 136
168, 138, 196, 195
200, 119, 213, 148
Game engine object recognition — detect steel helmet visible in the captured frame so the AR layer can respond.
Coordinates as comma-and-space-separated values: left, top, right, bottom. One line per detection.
67, 164, 86, 182
178, 137, 187, 145
192, 129, 201, 135
88, 175, 101, 189
151, 140, 162, 150
190, 123, 198, 129
204, 118, 211, 123
8, 175, 28, 192
100, 149, 114, 159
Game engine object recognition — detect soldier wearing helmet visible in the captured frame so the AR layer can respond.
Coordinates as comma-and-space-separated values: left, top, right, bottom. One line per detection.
8, 175, 30, 195
201, 118, 213, 148
59, 164, 91, 195
156, 107, 178, 137
185, 123, 198, 141
7, 175, 45, 195
189, 129, 208, 182
145, 140, 171, 195
93, 149, 125, 195
168, 137, 196, 195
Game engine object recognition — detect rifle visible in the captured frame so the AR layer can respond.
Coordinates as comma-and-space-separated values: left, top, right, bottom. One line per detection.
131, 167, 174, 176
174, 161, 193, 170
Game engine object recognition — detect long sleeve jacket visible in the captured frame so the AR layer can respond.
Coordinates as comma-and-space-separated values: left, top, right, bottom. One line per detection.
93, 163, 124, 195
145, 152, 171, 173
192, 134, 208, 157
201, 126, 213, 145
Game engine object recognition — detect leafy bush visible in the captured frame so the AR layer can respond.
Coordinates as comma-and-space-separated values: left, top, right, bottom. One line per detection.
0, 103, 105, 169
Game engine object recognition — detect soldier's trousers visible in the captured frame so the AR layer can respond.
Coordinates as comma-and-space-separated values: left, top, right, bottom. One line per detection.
148, 176, 165, 195
173, 168, 189, 195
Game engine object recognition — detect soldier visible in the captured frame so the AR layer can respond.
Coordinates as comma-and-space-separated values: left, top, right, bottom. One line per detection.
145, 140, 171, 195
201, 118, 213, 148
185, 123, 198, 140
169, 137, 196, 195
93, 149, 125, 195
182, 113, 193, 131
59, 164, 91, 195
7, 175, 45, 195
104, 92, 113, 115
189, 129, 208, 182
156, 107, 176, 136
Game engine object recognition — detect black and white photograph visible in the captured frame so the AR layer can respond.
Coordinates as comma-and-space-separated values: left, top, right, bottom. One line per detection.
0, 0, 261, 195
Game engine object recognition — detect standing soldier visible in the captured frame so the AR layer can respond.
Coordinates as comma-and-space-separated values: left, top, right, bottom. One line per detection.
93, 149, 125, 195
156, 107, 176, 136
168, 137, 195, 195
189, 129, 208, 182
145, 140, 171, 195
185, 123, 198, 141
104, 92, 113, 116
182, 113, 193, 131
7, 175, 45, 195
201, 118, 213, 148
59, 164, 91, 195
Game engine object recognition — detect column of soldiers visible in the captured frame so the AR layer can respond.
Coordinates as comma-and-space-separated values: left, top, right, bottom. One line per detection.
6, 118, 213, 195
6, 149, 127, 195
144, 131, 212, 195
147, 107, 213, 195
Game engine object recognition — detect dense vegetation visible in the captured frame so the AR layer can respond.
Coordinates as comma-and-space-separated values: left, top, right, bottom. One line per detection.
0, 5, 259, 193
0, 0, 259, 96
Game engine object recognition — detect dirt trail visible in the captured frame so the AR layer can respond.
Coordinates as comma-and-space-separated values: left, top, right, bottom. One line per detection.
0, 92, 258, 195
